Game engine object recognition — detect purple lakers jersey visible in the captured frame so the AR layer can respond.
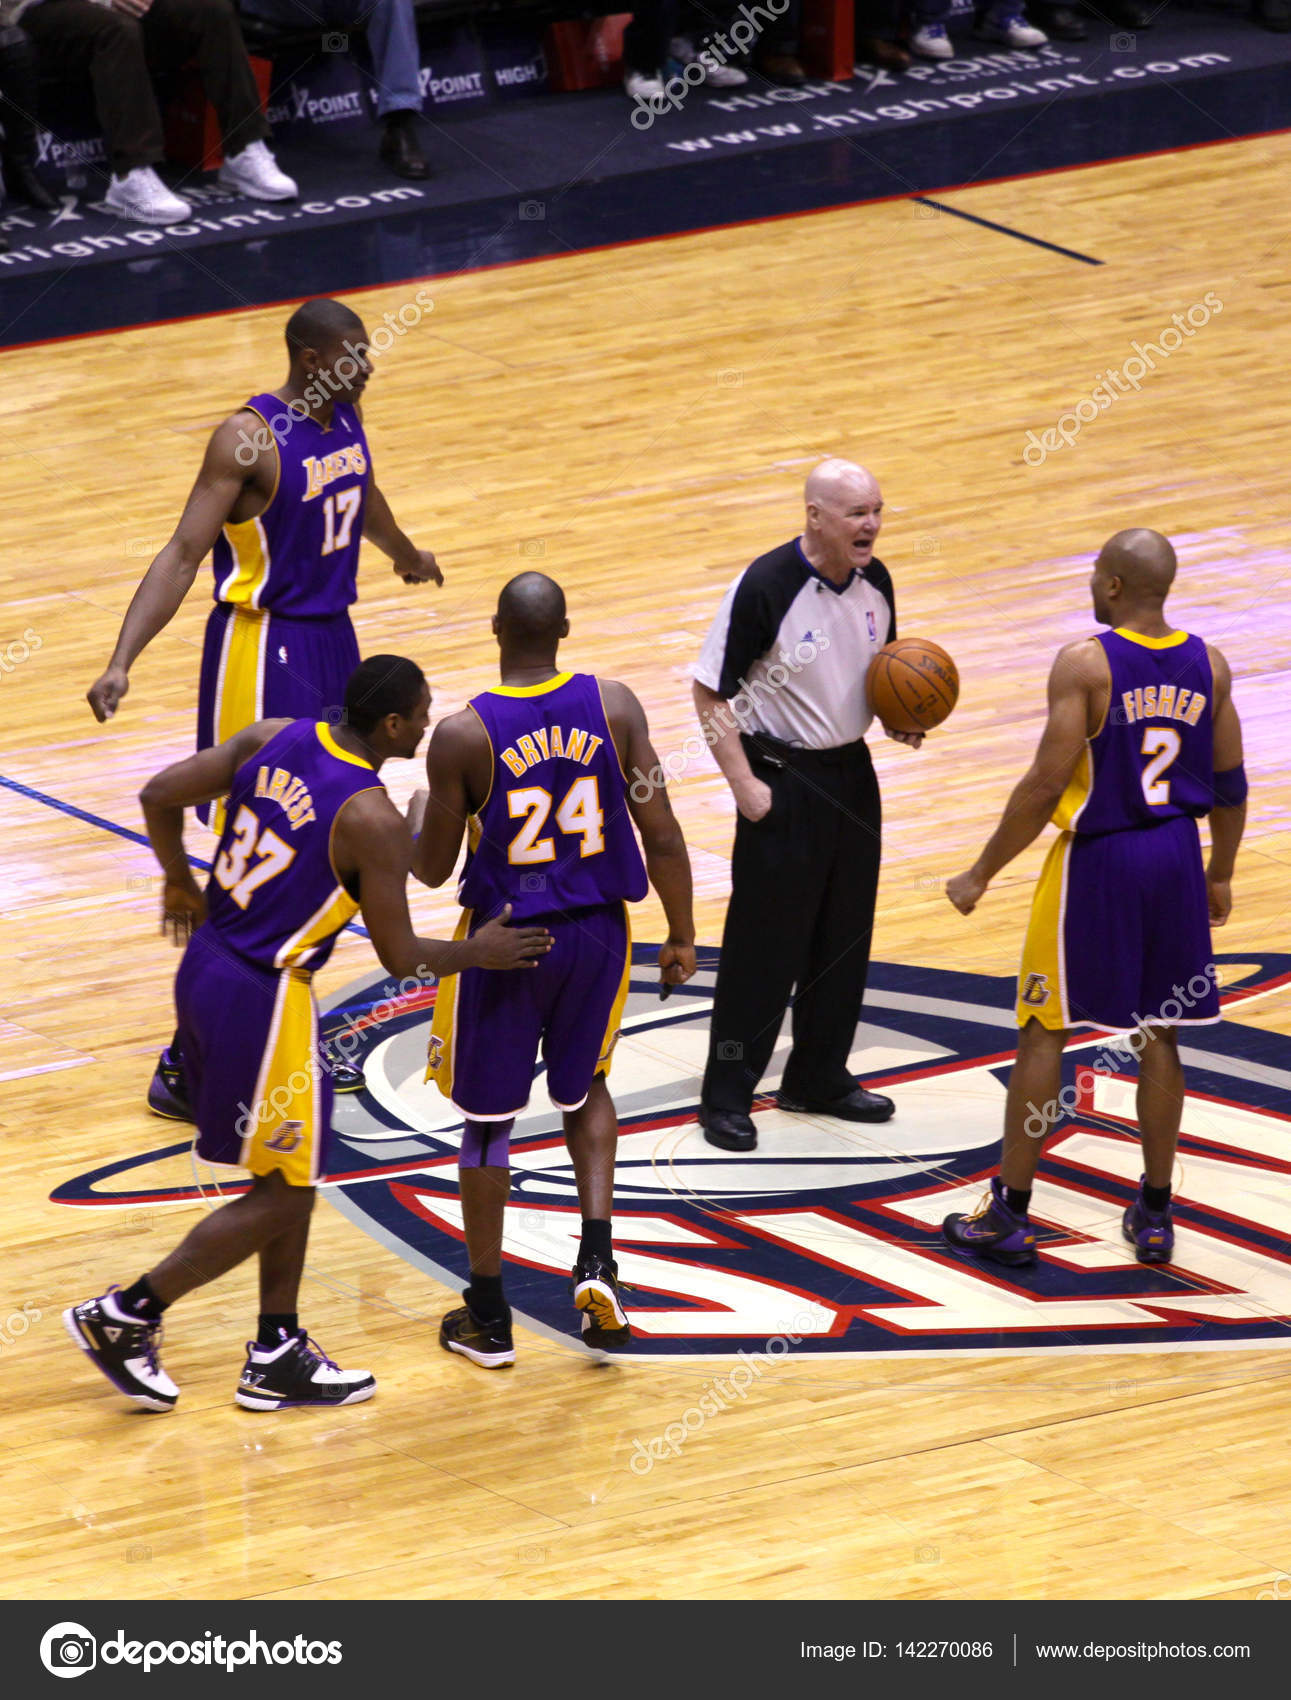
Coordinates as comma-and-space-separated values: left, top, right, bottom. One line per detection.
459, 672, 648, 921
1055, 628, 1215, 836
211, 392, 370, 617
205, 718, 382, 971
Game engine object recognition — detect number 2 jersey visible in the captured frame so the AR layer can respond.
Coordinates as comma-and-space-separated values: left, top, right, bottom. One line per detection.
1054, 627, 1215, 836
205, 718, 384, 972
458, 672, 648, 921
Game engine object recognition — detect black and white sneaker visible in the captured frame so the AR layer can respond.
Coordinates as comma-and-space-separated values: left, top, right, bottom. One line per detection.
64, 1288, 178, 1412
439, 1302, 515, 1369
146, 1047, 193, 1122
235, 1330, 376, 1410
571, 1254, 632, 1351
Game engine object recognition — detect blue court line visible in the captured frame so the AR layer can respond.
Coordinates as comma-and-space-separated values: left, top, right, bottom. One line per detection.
912, 197, 1103, 265
0, 769, 370, 938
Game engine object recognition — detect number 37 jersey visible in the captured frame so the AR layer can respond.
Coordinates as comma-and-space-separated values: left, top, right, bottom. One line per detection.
459, 672, 648, 921
205, 719, 383, 972
1055, 628, 1215, 837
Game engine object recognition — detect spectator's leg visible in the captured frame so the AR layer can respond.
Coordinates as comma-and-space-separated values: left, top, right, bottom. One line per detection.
349, 0, 430, 178
855, 0, 913, 69
0, 27, 60, 209
23, 0, 167, 178
752, 0, 807, 85
140, 0, 271, 162
624, 0, 680, 82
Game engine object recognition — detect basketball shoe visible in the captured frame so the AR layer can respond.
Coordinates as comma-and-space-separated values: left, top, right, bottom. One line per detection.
235, 1330, 376, 1409
64, 1288, 178, 1412
572, 1253, 632, 1350
146, 1046, 192, 1121
439, 1302, 516, 1369
942, 1176, 1038, 1266
1122, 1181, 1174, 1264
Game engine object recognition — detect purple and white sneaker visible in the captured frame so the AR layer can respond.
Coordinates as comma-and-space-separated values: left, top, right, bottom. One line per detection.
236, 1330, 376, 1410
64, 1287, 178, 1412
1123, 1181, 1174, 1264
942, 1176, 1037, 1266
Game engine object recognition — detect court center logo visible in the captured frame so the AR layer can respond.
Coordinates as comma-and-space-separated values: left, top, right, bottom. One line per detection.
40, 1622, 95, 1677
52, 950, 1291, 1359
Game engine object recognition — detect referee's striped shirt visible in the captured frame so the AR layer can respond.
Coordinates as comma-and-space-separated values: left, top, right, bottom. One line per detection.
695, 537, 896, 748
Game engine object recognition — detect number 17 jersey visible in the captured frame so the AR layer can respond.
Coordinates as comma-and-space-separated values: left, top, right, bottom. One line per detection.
459, 672, 648, 920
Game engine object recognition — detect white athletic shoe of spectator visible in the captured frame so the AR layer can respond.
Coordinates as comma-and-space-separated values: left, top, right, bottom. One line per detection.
974, 10, 1048, 46
219, 140, 298, 201
909, 22, 955, 58
625, 67, 666, 102
103, 166, 192, 225
668, 33, 749, 86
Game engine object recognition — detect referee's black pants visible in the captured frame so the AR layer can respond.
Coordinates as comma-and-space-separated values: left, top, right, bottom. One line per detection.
702, 733, 882, 1114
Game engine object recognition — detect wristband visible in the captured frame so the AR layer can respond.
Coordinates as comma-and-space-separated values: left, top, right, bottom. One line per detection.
1212, 763, 1248, 809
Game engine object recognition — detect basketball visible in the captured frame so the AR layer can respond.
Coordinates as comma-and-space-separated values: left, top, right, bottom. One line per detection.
867, 638, 960, 734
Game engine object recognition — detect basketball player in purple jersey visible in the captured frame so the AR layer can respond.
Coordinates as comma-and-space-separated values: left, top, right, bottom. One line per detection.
85, 297, 441, 1117
65, 657, 551, 1413
940, 530, 1247, 1267
410, 573, 697, 1366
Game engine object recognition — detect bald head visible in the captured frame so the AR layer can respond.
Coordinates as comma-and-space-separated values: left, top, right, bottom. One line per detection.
1089, 528, 1179, 628
802, 458, 884, 582
494, 572, 568, 655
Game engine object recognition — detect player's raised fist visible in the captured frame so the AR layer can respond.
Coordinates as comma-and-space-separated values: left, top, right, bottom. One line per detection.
470, 904, 553, 969
88, 664, 130, 722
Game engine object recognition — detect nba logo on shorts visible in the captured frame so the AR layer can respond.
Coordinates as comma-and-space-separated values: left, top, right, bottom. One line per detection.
263, 1121, 303, 1154
1020, 972, 1049, 1007
866, 611, 877, 641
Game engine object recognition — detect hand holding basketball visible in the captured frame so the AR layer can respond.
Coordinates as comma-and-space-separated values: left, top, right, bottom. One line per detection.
868, 638, 959, 735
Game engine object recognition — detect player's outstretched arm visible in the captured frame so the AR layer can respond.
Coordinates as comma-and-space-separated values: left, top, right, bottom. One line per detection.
362, 481, 442, 586
139, 718, 290, 944
87, 417, 263, 723
410, 712, 479, 888
340, 794, 551, 979
1206, 644, 1247, 926
608, 682, 697, 990
947, 640, 1100, 915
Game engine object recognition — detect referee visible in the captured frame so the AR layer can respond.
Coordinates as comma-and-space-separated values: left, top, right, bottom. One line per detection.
692, 459, 921, 1152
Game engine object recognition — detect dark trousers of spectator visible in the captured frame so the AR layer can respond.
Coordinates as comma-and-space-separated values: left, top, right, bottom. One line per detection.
0, 27, 42, 167
624, 0, 679, 74
24, 0, 268, 176
702, 732, 882, 1114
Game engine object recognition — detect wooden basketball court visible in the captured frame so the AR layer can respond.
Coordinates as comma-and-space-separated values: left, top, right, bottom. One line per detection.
3, 132, 1290, 1602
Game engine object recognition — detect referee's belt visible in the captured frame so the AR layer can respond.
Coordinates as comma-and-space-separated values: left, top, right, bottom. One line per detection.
741, 731, 872, 771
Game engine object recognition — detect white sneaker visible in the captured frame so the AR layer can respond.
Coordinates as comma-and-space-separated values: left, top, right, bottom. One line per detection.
625, 67, 666, 102
102, 166, 191, 225
668, 34, 748, 85
910, 22, 955, 58
218, 139, 298, 202
699, 55, 749, 87
975, 11, 1048, 46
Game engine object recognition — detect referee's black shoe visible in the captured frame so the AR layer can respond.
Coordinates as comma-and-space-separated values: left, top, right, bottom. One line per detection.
699, 1107, 757, 1152
776, 1086, 895, 1123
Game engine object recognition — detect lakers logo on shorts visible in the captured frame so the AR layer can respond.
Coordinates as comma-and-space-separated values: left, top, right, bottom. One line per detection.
263, 1121, 304, 1154
426, 1034, 445, 1076
1021, 972, 1050, 1007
